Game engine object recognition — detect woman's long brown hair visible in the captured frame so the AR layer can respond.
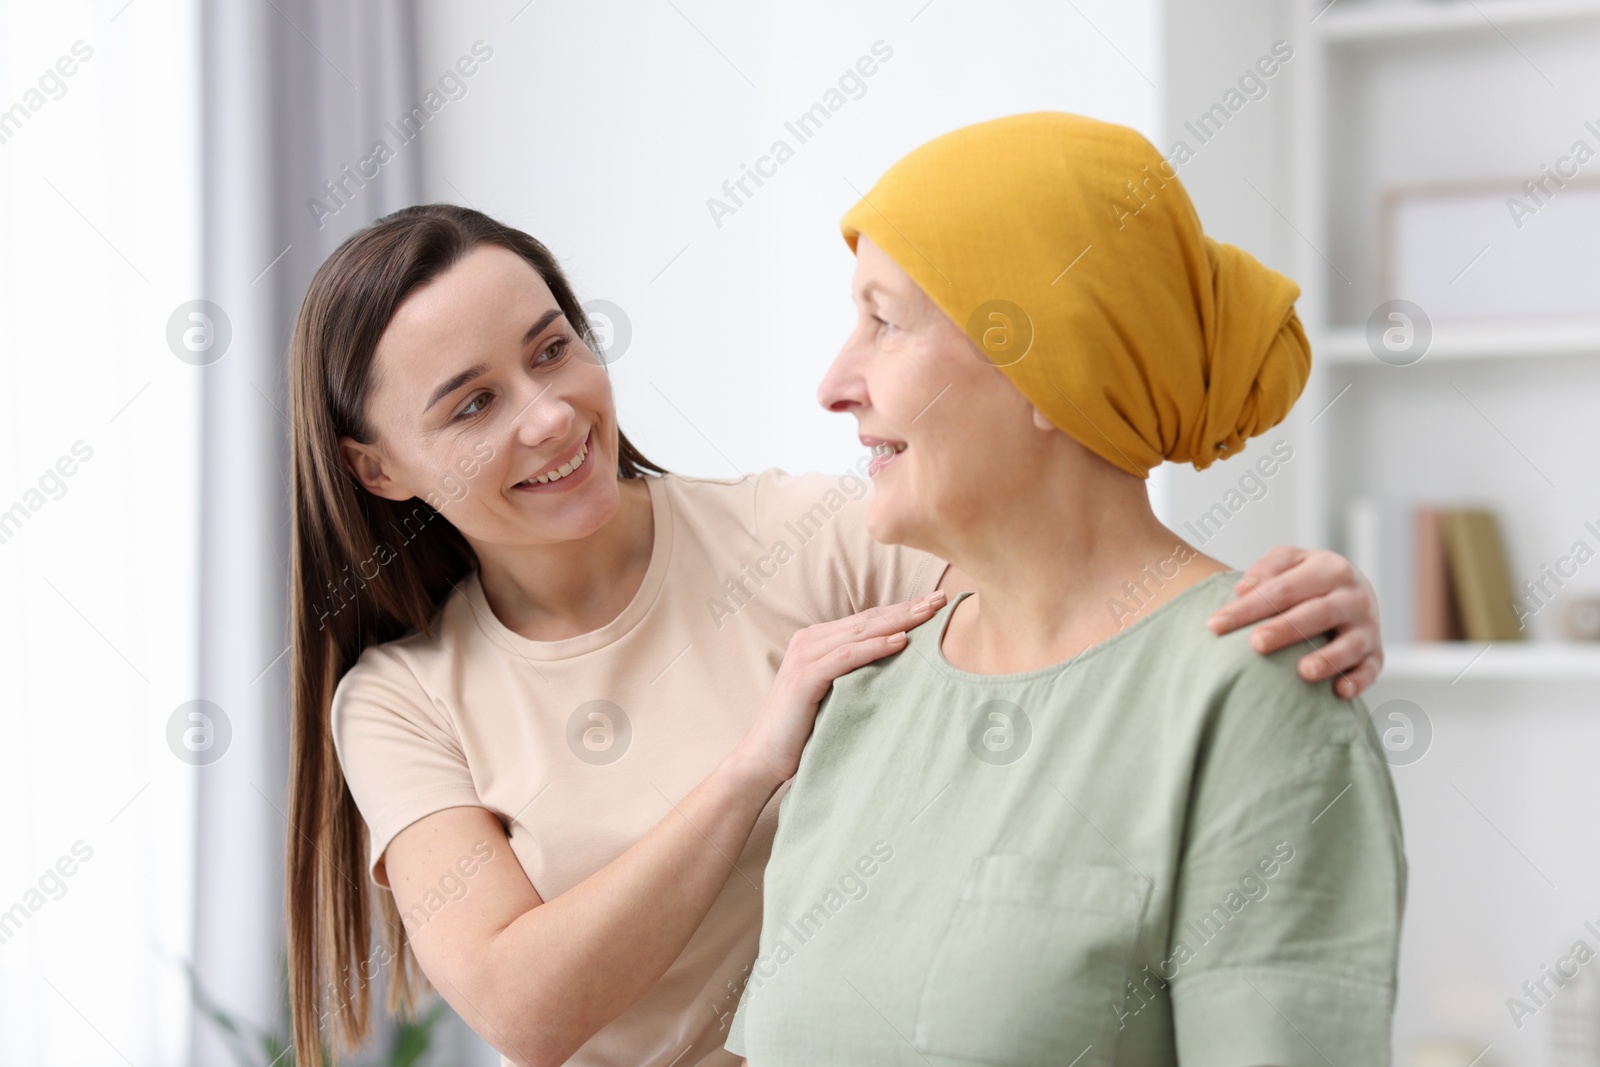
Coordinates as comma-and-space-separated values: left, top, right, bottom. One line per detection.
286, 204, 665, 1064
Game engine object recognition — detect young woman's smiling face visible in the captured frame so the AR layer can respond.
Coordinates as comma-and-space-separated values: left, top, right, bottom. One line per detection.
817, 235, 1071, 557
339, 243, 624, 548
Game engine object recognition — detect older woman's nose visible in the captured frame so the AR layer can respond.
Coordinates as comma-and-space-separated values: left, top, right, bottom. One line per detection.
818, 332, 870, 413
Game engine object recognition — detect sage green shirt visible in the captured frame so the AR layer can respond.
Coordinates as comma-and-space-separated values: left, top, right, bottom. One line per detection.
726, 572, 1406, 1066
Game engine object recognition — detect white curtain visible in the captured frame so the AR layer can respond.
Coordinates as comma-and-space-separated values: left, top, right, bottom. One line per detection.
192, 0, 431, 1063
0, 2, 201, 1063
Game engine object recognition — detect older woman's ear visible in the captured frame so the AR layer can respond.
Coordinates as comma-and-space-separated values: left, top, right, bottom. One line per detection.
1030, 406, 1055, 431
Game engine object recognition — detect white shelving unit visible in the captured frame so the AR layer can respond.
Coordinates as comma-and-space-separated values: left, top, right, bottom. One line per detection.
1167, 4, 1600, 1061
1319, 321, 1600, 364
1222, 7, 1600, 1062
1315, 0, 1600, 42
1291, 0, 1600, 677
1384, 640, 1600, 681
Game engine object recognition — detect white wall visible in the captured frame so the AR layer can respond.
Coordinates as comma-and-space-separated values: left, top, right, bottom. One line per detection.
407, 4, 1161, 1061
411, 0, 1162, 485
1160, 0, 1308, 567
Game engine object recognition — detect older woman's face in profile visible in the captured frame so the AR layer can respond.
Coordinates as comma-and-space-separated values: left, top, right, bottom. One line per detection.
817, 235, 1054, 552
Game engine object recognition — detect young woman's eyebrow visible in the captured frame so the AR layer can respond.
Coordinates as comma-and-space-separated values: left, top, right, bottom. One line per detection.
423, 307, 566, 413
521, 307, 564, 344
425, 362, 490, 413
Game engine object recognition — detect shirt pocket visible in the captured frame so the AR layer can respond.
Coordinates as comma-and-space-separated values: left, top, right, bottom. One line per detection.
911, 854, 1150, 1067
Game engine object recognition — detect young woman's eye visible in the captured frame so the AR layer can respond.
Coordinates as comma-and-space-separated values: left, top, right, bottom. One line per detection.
873, 314, 895, 334
451, 338, 572, 422
536, 336, 571, 365
454, 393, 490, 421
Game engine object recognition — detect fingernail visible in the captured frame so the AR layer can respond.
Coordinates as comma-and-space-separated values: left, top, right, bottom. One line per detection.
889, 630, 908, 644
929, 590, 948, 604
1251, 632, 1268, 652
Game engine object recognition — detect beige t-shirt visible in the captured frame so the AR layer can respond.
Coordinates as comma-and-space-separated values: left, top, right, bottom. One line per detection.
329, 467, 945, 1067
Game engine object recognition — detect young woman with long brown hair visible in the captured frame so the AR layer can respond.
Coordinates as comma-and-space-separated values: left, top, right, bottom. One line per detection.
285, 204, 1386, 1067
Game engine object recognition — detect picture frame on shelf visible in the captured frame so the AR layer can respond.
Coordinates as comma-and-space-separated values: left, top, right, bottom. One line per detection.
1379, 176, 1600, 325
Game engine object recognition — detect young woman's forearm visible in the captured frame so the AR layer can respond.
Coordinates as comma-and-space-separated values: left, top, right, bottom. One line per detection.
469, 752, 777, 1066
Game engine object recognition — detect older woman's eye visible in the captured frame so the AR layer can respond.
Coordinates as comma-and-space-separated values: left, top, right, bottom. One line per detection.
454, 393, 490, 421
873, 314, 894, 333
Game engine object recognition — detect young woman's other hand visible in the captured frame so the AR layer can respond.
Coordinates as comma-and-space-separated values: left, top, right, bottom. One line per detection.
1208, 546, 1383, 699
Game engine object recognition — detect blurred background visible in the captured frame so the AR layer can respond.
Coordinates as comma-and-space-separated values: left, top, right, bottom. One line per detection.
1, 0, 1597, 1064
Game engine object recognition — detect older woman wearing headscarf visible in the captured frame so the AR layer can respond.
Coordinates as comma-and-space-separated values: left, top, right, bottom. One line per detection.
725, 112, 1405, 1066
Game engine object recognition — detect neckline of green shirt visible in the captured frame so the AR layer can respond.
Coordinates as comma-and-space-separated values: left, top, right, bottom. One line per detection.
915, 568, 1243, 686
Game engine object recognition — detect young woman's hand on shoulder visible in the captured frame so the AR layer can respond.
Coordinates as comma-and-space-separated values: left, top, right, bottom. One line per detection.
1207, 545, 1384, 698
727, 590, 948, 793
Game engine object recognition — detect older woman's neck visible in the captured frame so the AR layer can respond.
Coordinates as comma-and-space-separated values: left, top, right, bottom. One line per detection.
936, 471, 1228, 676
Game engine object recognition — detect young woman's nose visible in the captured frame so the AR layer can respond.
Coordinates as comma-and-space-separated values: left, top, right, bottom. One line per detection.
510, 379, 574, 450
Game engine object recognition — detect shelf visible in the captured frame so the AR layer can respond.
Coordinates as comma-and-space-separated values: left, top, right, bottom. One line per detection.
1317, 321, 1600, 364
1315, 0, 1600, 43
1381, 642, 1600, 681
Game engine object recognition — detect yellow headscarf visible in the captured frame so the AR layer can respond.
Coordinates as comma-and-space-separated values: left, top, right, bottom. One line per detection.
840, 111, 1310, 477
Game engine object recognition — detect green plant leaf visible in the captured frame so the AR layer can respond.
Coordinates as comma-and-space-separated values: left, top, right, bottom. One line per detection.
180, 958, 281, 1067
387, 998, 449, 1067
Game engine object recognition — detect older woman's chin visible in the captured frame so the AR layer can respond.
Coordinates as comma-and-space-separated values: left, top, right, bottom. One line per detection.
865, 490, 957, 567
863, 490, 916, 549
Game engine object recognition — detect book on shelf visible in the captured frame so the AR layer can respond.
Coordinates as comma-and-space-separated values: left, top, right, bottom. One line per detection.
1346, 500, 1526, 643
1440, 509, 1525, 641
1413, 507, 1459, 641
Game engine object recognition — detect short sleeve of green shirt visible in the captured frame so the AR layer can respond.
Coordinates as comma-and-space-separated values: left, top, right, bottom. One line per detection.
1164, 661, 1406, 1066
723, 980, 751, 1056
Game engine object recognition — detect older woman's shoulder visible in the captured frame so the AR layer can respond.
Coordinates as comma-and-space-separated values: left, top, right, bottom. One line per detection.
1136, 570, 1374, 754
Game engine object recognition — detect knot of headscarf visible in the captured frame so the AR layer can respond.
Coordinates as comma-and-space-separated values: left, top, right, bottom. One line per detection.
840, 111, 1311, 477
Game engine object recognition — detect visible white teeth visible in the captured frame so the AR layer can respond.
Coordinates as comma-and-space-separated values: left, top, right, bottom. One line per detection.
871, 442, 906, 458
527, 439, 587, 485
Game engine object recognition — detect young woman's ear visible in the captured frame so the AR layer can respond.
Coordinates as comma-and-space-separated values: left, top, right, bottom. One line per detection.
338, 436, 407, 502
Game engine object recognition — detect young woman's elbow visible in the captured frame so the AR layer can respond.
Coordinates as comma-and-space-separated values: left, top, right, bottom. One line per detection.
444, 917, 610, 1065
468, 976, 590, 1067
497, 1044, 567, 1067
499, 1024, 590, 1067
500, 1044, 572, 1067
